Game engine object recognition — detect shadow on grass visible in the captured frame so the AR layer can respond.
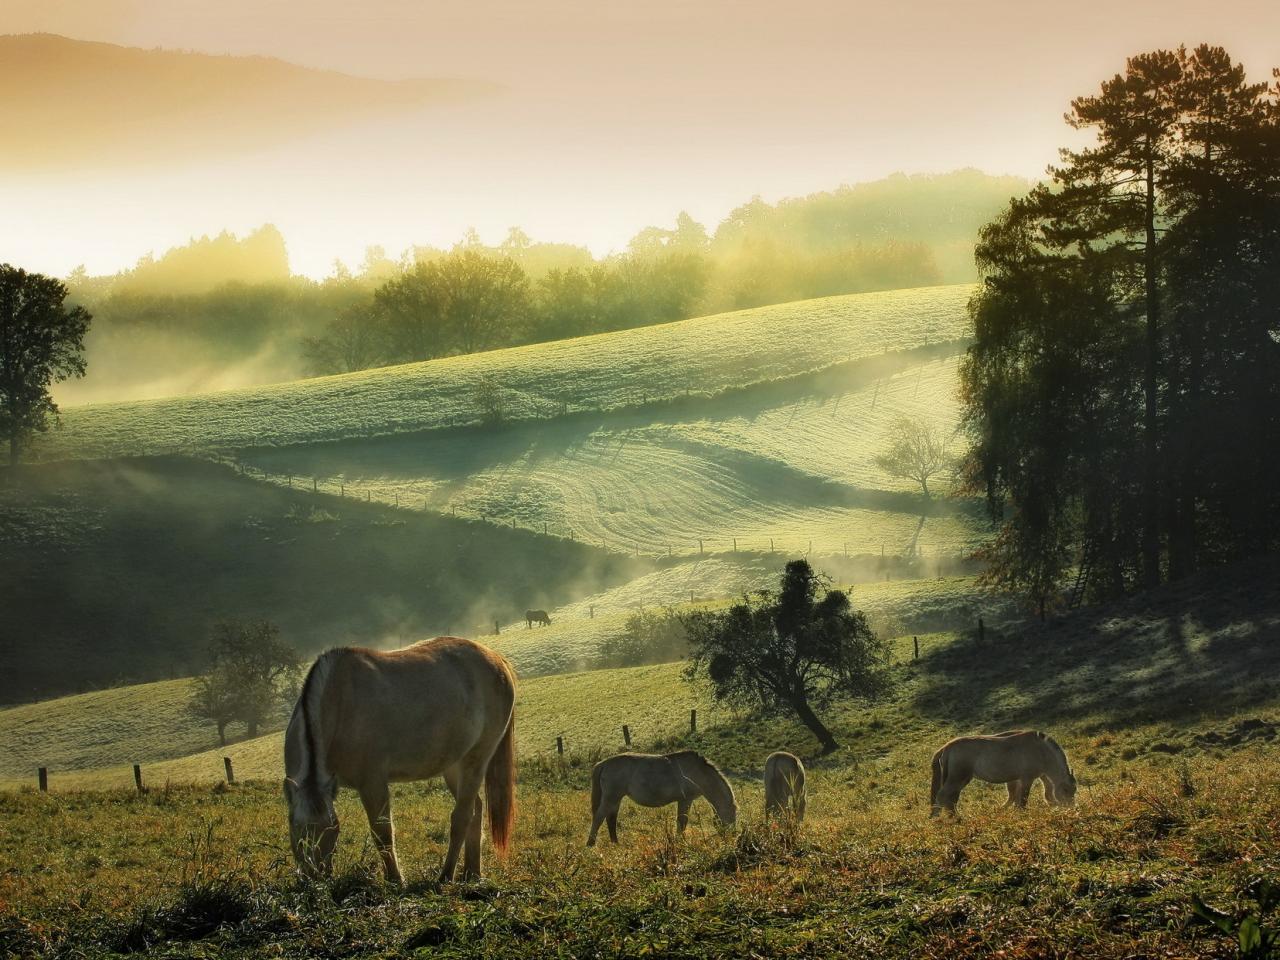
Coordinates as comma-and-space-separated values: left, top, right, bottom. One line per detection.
911, 557, 1280, 733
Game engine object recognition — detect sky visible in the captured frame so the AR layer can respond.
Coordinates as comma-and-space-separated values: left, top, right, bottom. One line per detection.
1, 0, 1277, 279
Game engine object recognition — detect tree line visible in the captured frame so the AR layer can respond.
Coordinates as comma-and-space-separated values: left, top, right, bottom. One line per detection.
961, 45, 1280, 612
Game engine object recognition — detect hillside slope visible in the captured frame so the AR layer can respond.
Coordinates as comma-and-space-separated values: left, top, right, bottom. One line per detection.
28, 284, 972, 461
0, 34, 494, 171
0, 458, 643, 704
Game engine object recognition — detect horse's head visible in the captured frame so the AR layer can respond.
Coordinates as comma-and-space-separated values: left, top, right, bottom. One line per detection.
1051, 772, 1078, 806
284, 775, 339, 877
697, 757, 738, 827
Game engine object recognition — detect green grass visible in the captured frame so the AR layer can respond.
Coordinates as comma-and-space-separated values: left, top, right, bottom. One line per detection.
239, 347, 985, 560
28, 285, 973, 462
4, 561, 1280, 956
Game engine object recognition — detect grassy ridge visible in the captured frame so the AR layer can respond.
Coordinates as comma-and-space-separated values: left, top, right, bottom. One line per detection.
29, 285, 972, 461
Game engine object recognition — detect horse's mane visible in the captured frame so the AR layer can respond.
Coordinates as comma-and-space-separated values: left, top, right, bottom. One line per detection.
666, 750, 723, 777
295, 648, 346, 792
1037, 732, 1071, 771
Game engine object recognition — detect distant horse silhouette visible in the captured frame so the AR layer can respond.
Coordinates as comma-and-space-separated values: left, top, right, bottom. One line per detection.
283, 636, 517, 884
525, 609, 552, 628
587, 750, 737, 845
929, 730, 1077, 817
764, 751, 806, 822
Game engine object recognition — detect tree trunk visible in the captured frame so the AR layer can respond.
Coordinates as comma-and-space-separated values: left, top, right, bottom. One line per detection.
1141, 141, 1162, 589
789, 695, 838, 754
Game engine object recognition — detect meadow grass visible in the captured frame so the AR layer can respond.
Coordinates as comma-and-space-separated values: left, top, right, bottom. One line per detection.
28, 285, 973, 462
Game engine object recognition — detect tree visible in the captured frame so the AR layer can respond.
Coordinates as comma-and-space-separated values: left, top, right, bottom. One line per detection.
0, 266, 92, 465
190, 619, 301, 739
683, 560, 890, 753
961, 46, 1280, 609
875, 416, 951, 498
186, 670, 239, 745
301, 303, 381, 375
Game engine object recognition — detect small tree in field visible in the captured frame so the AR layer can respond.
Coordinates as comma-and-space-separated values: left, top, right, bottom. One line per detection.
0, 265, 92, 465
682, 560, 890, 753
190, 619, 300, 740
186, 670, 239, 745
876, 415, 951, 498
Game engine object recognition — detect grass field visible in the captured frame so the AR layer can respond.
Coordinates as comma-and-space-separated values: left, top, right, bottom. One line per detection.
3, 561, 1279, 957
26, 285, 973, 462
242, 348, 984, 560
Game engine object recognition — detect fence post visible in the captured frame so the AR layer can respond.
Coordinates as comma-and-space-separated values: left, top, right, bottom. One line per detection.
589, 605, 594, 619
288, 476, 293, 488
556, 736, 564, 756
732, 537, 737, 553
690, 709, 697, 734
495, 619, 500, 635
313, 478, 318, 493
396, 493, 400, 508
690, 591, 695, 604
38, 767, 47, 792
340, 483, 345, 497
623, 724, 631, 746
635, 542, 639, 557
224, 757, 235, 784
544, 521, 548, 536
913, 636, 920, 660
133, 764, 144, 794
770, 537, 774, 554
699, 539, 704, 555
978, 617, 986, 643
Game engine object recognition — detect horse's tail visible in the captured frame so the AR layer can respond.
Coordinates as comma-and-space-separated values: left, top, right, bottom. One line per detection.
486, 711, 517, 856
930, 747, 946, 807
590, 761, 603, 817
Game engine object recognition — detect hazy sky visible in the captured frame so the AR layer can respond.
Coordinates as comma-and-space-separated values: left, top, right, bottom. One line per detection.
2, 0, 1277, 278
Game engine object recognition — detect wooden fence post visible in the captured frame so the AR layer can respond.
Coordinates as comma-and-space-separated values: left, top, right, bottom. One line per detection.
312, 478, 318, 493
623, 725, 631, 746
913, 636, 920, 660
556, 736, 564, 756
690, 709, 697, 734
38, 767, 47, 792
224, 757, 235, 784
732, 537, 737, 553
699, 539, 704, 555
544, 521, 548, 536
494, 619, 500, 635
589, 605, 594, 619
340, 483, 345, 497
770, 537, 774, 554
133, 764, 144, 794
978, 617, 985, 643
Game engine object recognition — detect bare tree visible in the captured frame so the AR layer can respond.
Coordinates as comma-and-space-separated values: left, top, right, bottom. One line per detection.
875, 416, 951, 498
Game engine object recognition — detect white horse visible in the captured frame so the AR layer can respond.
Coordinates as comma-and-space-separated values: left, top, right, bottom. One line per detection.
587, 750, 737, 845
930, 730, 1077, 817
283, 636, 516, 884
764, 751, 806, 821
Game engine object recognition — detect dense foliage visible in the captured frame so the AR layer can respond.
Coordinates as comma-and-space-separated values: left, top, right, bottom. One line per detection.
961, 46, 1280, 611
683, 560, 890, 752
0, 265, 92, 464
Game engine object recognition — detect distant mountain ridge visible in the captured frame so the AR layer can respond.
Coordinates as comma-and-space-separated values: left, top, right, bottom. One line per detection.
0, 33, 499, 169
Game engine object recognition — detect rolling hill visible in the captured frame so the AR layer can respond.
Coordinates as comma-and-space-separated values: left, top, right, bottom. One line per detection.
0, 34, 496, 171
26, 284, 973, 462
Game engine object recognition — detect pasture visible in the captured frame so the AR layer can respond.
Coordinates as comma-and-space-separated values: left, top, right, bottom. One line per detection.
24, 285, 973, 462
4, 561, 1280, 957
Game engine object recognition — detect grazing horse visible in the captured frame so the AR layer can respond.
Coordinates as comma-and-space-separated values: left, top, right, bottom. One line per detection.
283, 636, 517, 884
763, 751, 806, 822
525, 609, 552, 628
587, 750, 737, 845
929, 730, 1077, 817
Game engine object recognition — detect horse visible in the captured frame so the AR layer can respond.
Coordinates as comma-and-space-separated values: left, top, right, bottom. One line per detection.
929, 730, 1077, 817
763, 751, 806, 822
525, 609, 552, 628
283, 636, 517, 884
587, 750, 737, 845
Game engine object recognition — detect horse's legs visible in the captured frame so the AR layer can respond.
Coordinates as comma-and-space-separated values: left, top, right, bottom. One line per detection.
606, 806, 619, 843
675, 799, 691, 835
587, 791, 620, 846
439, 756, 485, 884
1005, 781, 1028, 808
358, 781, 403, 885
443, 766, 485, 880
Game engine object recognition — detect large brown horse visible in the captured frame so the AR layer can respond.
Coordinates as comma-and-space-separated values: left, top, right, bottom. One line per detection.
283, 636, 516, 884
